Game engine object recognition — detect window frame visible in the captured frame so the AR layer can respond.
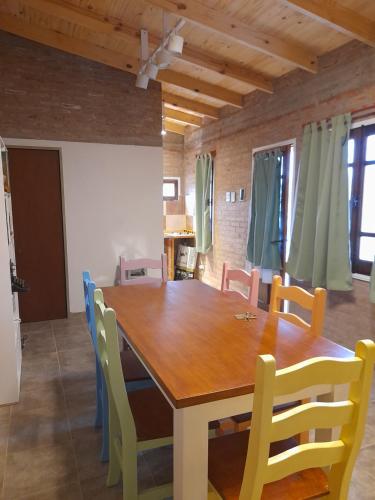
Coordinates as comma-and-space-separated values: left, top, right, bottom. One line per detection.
163, 178, 179, 201
349, 123, 375, 275
208, 158, 214, 237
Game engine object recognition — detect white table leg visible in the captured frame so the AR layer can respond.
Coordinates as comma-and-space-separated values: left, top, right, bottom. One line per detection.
173, 405, 209, 500
316, 384, 349, 442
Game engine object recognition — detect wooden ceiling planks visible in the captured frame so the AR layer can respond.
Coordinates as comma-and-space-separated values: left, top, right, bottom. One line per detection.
0, 0, 374, 135
283, 0, 375, 47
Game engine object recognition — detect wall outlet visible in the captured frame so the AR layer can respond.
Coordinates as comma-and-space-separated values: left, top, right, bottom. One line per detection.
239, 188, 245, 201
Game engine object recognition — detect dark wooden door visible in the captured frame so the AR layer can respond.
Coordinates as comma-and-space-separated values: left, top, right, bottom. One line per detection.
8, 148, 67, 322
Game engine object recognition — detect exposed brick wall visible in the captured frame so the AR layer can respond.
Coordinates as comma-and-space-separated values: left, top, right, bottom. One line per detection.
184, 40, 375, 345
184, 40, 375, 289
163, 132, 185, 215
0, 30, 162, 146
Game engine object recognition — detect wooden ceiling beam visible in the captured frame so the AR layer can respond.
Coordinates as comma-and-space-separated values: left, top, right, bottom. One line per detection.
164, 108, 202, 127
283, 0, 375, 48
146, 0, 318, 73
0, 12, 141, 72
0, 12, 242, 106
159, 70, 243, 107
163, 92, 220, 119
23, 0, 273, 92
164, 120, 186, 135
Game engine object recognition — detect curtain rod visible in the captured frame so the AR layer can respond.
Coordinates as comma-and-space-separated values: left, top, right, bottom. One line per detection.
302, 104, 375, 129
195, 150, 216, 158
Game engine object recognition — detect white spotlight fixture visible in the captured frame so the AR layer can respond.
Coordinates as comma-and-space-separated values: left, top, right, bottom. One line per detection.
161, 128, 167, 136
145, 61, 159, 80
167, 34, 184, 55
155, 49, 172, 69
136, 73, 149, 89
135, 14, 185, 90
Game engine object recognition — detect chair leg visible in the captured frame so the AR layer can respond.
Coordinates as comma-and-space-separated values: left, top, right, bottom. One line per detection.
95, 357, 103, 429
121, 444, 138, 500
106, 396, 122, 486
100, 382, 110, 463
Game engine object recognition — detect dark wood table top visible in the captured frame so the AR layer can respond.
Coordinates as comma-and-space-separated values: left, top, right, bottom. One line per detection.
102, 280, 353, 409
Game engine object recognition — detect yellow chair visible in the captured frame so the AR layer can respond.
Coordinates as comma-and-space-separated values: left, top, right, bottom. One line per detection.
231, 276, 327, 434
269, 275, 327, 336
208, 339, 375, 499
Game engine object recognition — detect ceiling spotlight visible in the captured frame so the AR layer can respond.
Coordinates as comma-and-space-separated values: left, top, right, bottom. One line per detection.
136, 73, 149, 89
155, 49, 172, 69
145, 62, 159, 80
167, 34, 184, 55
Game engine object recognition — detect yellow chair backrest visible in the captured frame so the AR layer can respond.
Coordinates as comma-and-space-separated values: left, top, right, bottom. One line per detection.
269, 275, 327, 335
239, 339, 375, 500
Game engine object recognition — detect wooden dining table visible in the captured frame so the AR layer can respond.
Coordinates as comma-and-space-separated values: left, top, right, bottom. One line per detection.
102, 279, 353, 500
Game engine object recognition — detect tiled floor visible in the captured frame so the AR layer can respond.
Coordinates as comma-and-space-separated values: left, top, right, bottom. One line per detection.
0, 314, 172, 500
0, 313, 374, 499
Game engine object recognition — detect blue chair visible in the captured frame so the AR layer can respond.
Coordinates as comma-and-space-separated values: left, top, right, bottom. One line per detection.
83, 271, 152, 462
83, 271, 109, 461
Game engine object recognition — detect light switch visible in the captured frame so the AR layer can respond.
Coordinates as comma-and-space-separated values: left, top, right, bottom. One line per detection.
239, 188, 245, 201
226, 192, 231, 202
230, 191, 236, 202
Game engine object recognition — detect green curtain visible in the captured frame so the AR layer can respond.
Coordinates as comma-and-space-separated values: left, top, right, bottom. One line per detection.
286, 113, 352, 291
195, 153, 213, 254
370, 258, 375, 304
247, 149, 282, 272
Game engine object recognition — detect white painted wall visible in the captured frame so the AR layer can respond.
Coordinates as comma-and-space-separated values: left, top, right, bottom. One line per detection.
5, 139, 163, 312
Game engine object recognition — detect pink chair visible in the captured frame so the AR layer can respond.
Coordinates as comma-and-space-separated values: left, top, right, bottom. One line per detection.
120, 253, 167, 285
220, 262, 260, 307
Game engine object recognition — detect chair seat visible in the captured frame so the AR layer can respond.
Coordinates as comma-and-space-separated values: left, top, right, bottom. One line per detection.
128, 387, 219, 442
232, 401, 300, 424
120, 349, 151, 382
208, 431, 328, 500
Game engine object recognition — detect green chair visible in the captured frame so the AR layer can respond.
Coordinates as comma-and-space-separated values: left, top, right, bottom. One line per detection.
94, 288, 173, 500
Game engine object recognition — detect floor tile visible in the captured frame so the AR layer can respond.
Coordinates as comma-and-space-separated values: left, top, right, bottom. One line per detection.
0, 407, 10, 427
80, 476, 122, 500
11, 482, 83, 500
51, 314, 85, 329
20, 321, 52, 334
13, 380, 65, 413
59, 349, 96, 393
59, 348, 96, 375
8, 405, 71, 453
79, 454, 155, 499
349, 444, 375, 499
54, 327, 92, 352
3, 443, 78, 499
20, 352, 61, 392
143, 445, 173, 487
73, 430, 108, 481
21, 329, 56, 358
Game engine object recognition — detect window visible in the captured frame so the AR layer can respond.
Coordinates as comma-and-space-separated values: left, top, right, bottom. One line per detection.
163, 178, 179, 201
348, 124, 375, 275
208, 160, 214, 235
